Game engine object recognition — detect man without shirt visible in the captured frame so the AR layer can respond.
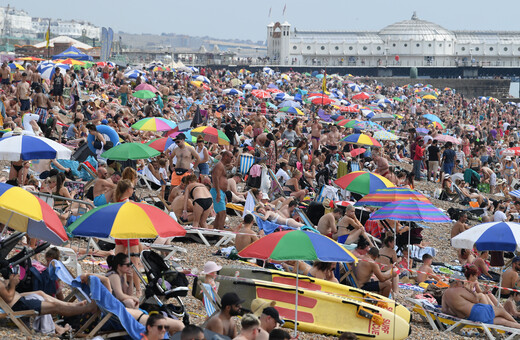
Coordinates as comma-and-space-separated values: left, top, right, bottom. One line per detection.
234, 214, 258, 252
317, 208, 344, 238
501, 256, 520, 299
16, 72, 31, 114
93, 166, 118, 206
354, 247, 397, 297
256, 306, 284, 340
442, 279, 520, 328
206, 292, 245, 338
168, 133, 200, 187
451, 211, 473, 265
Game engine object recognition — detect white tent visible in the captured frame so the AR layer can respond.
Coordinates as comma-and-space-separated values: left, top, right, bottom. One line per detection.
33, 36, 92, 50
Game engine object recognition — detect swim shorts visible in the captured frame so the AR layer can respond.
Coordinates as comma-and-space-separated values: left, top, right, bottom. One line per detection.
337, 234, 348, 244
468, 303, 495, 324
93, 194, 108, 206
361, 280, 380, 292
12, 296, 42, 313
171, 168, 189, 186
210, 188, 226, 213
20, 99, 30, 111
115, 239, 139, 247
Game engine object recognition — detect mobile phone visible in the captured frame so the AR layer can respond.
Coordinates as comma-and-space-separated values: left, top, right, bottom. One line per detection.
12, 265, 19, 275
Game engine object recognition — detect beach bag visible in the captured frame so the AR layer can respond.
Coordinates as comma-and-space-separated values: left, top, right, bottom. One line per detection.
288, 151, 298, 167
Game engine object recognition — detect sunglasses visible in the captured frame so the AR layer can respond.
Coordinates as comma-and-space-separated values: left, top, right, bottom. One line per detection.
155, 324, 170, 331
122, 263, 131, 267
175, 140, 182, 144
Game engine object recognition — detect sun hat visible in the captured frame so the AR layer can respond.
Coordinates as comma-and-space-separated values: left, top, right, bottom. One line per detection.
202, 261, 222, 275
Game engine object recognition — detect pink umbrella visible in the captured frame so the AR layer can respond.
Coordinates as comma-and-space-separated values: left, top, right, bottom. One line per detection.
434, 134, 461, 145
135, 83, 158, 93
350, 148, 366, 157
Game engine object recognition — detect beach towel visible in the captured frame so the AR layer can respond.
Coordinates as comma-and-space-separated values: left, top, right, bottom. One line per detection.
74, 276, 146, 340
243, 192, 256, 217
249, 164, 261, 177
255, 216, 295, 235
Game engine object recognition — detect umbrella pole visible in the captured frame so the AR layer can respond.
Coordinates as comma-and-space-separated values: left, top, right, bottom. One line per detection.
497, 266, 503, 304
1, 211, 14, 237
407, 222, 411, 277
294, 261, 299, 338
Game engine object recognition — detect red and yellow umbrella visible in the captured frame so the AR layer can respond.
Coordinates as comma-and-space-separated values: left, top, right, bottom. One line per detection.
0, 183, 67, 245
341, 133, 382, 147
191, 126, 230, 145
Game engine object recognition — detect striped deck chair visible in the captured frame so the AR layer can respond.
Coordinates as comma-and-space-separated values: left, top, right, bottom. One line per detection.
199, 282, 220, 319
350, 161, 360, 172
239, 154, 255, 175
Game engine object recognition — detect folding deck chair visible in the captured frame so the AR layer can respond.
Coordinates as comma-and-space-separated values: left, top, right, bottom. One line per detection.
183, 226, 236, 247
406, 297, 520, 340
0, 296, 37, 337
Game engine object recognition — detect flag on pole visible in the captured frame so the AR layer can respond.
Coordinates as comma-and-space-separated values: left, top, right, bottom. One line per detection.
45, 21, 51, 48
268, 7, 272, 17
283, 4, 286, 16
322, 72, 329, 95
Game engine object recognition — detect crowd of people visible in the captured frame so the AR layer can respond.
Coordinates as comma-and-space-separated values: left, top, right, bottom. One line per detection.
2, 56, 520, 338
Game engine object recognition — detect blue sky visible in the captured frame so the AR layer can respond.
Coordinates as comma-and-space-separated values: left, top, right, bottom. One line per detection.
6, 0, 520, 41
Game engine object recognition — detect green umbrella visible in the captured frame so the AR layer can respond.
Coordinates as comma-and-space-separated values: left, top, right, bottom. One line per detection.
101, 143, 160, 160
392, 96, 404, 102
132, 90, 156, 99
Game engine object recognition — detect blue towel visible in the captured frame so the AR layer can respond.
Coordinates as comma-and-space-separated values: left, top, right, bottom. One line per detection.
71, 276, 146, 340
255, 216, 294, 235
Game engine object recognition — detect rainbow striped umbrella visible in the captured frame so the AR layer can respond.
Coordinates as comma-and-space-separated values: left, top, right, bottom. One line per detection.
67, 201, 186, 239
428, 121, 445, 130
341, 133, 382, 147
368, 200, 450, 223
0, 183, 67, 245
131, 117, 177, 131
354, 187, 431, 207
335, 119, 360, 128
191, 126, 230, 145
334, 171, 395, 195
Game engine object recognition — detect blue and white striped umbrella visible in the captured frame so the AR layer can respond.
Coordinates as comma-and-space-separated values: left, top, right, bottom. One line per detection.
37, 61, 55, 72
452, 222, 520, 252
193, 75, 209, 84
0, 135, 72, 161
510, 190, 520, 199
273, 92, 292, 101
263, 67, 274, 76
349, 84, 361, 92
124, 69, 147, 81
241, 84, 257, 90
278, 100, 300, 108
222, 88, 243, 96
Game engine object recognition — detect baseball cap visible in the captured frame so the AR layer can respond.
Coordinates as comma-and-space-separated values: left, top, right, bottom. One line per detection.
202, 261, 222, 275
262, 307, 284, 325
221, 292, 245, 308
101, 119, 108, 125
513, 256, 520, 263
174, 133, 186, 141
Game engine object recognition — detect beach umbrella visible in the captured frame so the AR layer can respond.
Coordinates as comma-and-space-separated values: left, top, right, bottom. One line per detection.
9, 63, 25, 71
311, 97, 335, 105
352, 92, 370, 100
145, 137, 175, 152
279, 107, 304, 116
452, 222, 520, 253
369, 200, 450, 223
0, 183, 67, 245
416, 128, 429, 135
422, 95, 437, 100
191, 126, 230, 145
241, 84, 257, 91
392, 97, 404, 102
132, 117, 177, 131
124, 69, 147, 81
266, 88, 282, 93
434, 134, 460, 144
0, 135, 72, 161
58, 58, 85, 66
422, 114, 442, 124
351, 121, 385, 132
280, 73, 291, 81
278, 100, 300, 108
335, 106, 358, 113
230, 78, 242, 87
370, 113, 395, 122
68, 201, 186, 239
333, 201, 355, 207
462, 124, 476, 132
273, 92, 293, 101
349, 148, 366, 157
193, 75, 210, 84
428, 121, 445, 130
100, 143, 160, 160
348, 84, 361, 92
334, 171, 395, 195
373, 130, 399, 141
222, 88, 243, 96
132, 90, 156, 99
134, 83, 158, 92
335, 119, 359, 128
354, 188, 431, 207
341, 133, 382, 147
238, 230, 357, 336
502, 147, 520, 156
251, 89, 271, 99
15, 56, 44, 61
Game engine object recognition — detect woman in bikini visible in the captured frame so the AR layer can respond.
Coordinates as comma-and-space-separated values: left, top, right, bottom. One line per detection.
182, 174, 213, 228
378, 236, 399, 292
9, 160, 29, 185
254, 204, 304, 229
282, 170, 308, 201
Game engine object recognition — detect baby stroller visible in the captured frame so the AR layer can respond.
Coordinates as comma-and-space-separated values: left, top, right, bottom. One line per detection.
137, 250, 190, 325
5, 241, 51, 294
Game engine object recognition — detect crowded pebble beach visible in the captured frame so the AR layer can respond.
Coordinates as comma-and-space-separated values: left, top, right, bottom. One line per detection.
1, 51, 520, 340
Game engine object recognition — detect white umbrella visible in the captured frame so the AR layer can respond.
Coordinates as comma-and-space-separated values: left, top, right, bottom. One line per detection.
0, 135, 72, 161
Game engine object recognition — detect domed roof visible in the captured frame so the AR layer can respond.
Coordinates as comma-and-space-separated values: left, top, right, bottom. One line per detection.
379, 12, 455, 41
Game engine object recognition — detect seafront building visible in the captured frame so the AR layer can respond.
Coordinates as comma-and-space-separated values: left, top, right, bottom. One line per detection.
267, 12, 520, 68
